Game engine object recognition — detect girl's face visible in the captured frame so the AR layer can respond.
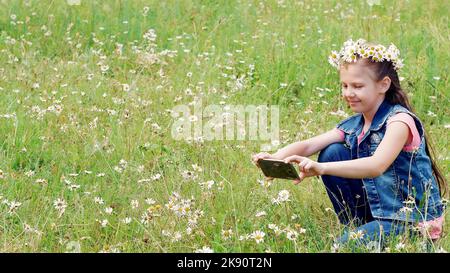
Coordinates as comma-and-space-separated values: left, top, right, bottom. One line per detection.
339, 59, 390, 113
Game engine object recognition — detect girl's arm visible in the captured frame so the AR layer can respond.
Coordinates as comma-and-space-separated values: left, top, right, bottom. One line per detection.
284, 121, 410, 182
321, 121, 410, 178
272, 128, 343, 159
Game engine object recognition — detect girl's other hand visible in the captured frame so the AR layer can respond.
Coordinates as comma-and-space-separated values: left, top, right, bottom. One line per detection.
284, 155, 325, 185
251, 152, 273, 168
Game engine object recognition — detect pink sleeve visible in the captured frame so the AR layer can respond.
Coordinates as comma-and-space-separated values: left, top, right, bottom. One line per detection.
387, 113, 421, 151
334, 128, 345, 142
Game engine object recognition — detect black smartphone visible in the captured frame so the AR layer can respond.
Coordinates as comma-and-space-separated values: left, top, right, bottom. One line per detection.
258, 159, 300, 180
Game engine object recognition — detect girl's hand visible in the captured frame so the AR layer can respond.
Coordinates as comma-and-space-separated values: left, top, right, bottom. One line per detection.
252, 152, 275, 181
284, 155, 325, 185
251, 152, 274, 168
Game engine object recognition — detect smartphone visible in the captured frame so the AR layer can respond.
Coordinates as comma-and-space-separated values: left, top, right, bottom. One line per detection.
258, 159, 300, 180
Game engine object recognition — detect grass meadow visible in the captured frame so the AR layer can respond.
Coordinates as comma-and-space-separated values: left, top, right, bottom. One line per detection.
0, 0, 448, 252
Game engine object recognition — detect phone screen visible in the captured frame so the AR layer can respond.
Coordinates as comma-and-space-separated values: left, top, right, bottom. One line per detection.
258, 159, 299, 180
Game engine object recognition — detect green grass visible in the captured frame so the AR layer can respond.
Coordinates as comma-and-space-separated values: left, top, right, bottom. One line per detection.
0, 0, 448, 252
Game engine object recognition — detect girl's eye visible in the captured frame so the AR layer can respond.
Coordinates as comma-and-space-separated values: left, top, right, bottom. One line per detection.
355, 86, 363, 89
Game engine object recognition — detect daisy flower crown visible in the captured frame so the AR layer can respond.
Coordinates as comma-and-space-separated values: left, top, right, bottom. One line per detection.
328, 38, 404, 71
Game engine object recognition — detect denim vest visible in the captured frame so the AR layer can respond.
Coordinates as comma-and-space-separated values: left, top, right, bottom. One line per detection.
336, 99, 443, 222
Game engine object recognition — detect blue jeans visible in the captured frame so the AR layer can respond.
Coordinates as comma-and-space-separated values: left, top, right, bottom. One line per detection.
318, 143, 412, 246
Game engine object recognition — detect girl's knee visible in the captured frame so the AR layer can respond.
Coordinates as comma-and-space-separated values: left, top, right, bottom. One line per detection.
318, 143, 349, 163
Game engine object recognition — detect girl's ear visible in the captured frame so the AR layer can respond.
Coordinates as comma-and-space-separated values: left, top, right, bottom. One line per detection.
379, 76, 391, 94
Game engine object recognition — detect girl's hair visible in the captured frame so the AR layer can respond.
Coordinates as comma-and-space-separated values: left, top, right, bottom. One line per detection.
361, 58, 448, 198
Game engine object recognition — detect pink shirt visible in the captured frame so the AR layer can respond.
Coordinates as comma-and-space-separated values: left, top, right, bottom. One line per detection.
335, 113, 443, 239
335, 113, 421, 151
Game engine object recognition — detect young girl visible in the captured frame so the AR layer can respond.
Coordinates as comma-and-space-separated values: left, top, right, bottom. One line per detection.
252, 38, 447, 247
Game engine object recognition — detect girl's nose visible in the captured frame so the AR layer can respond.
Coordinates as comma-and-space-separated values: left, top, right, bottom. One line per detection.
343, 89, 355, 98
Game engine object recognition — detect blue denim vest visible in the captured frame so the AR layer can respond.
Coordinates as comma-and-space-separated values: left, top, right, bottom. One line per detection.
336, 99, 443, 222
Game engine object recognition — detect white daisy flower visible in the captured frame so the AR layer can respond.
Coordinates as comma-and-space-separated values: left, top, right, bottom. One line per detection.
250, 230, 265, 244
